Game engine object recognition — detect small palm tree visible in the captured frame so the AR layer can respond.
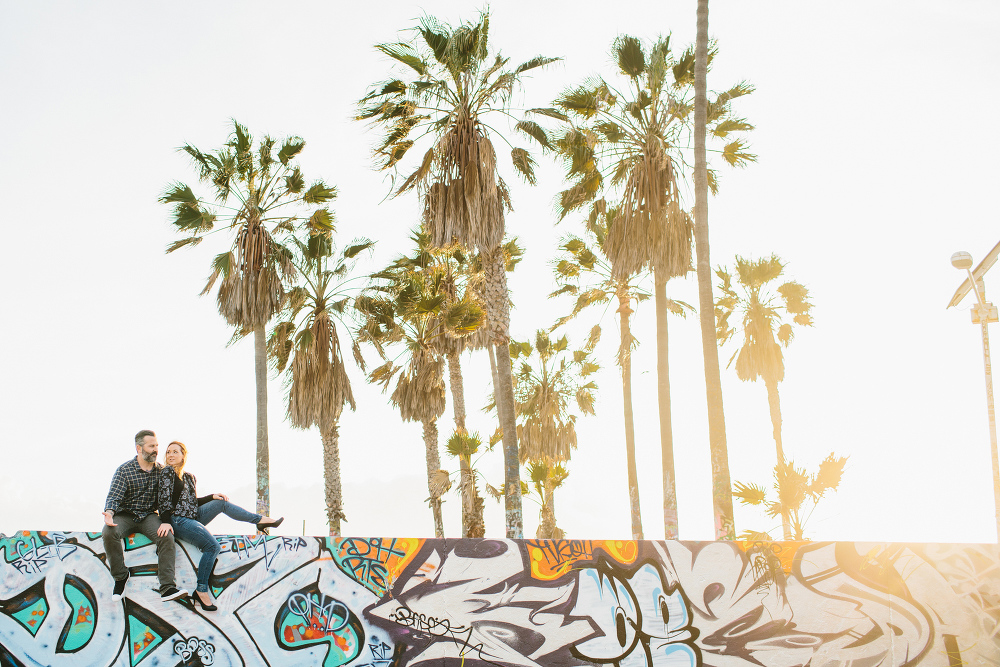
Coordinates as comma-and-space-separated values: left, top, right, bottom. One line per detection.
269, 233, 373, 536
358, 258, 484, 537
358, 11, 558, 538
445, 430, 496, 537
161, 120, 337, 516
506, 329, 599, 538
538, 35, 753, 539
526, 460, 570, 540
551, 217, 693, 540
716, 254, 813, 540
733, 454, 848, 541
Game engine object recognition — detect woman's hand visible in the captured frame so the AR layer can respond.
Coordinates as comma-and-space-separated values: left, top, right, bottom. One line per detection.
157, 523, 174, 537
103, 511, 117, 527
213, 493, 229, 501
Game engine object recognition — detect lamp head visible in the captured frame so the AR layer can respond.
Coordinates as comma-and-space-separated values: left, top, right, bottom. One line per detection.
952, 251, 974, 270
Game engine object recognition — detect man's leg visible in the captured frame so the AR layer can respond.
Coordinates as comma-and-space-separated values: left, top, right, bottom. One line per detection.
102, 514, 138, 581
135, 514, 176, 590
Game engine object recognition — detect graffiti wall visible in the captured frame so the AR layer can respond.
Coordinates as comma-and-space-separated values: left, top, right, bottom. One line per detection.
2, 532, 998, 666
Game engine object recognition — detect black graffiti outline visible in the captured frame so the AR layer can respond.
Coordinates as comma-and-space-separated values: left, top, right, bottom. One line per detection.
388, 602, 502, 666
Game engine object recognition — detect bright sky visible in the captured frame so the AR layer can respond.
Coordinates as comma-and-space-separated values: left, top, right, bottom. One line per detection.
1, 1, 998, 543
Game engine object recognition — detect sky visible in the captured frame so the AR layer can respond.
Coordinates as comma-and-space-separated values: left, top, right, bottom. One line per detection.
1, 1, 999, 544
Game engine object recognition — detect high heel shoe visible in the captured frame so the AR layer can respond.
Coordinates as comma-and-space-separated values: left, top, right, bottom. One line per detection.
256, 517, 284, 534
192, 591, 217, 612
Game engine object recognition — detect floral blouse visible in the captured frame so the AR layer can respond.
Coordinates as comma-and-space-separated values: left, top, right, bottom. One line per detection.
157, 467, 213, 523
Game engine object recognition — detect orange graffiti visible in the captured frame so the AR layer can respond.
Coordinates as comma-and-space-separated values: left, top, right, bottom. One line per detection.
527, 540, 638, 580
330, 537, 423, 595
737, 540, 805, 575
283, 615, 352, 651
133, 630, 154, 657
75, 604, 93, 625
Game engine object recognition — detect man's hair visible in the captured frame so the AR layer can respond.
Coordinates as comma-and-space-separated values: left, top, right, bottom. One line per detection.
134, 429, 156, 447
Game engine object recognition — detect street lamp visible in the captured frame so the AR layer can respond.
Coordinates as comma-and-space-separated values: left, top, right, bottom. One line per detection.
950, 250, 1000, 541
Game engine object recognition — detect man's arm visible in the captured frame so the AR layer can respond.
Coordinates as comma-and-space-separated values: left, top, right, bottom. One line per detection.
103, 466, 126, 525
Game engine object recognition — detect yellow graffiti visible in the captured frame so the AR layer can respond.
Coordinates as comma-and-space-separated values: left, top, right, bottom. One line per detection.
527, 540, 638, 580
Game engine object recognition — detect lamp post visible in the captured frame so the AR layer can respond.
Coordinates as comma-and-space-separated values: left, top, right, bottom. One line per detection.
951, 250, 1000, 541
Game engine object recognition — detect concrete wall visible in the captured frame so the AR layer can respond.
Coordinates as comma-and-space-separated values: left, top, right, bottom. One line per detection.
1, 532, 998, 666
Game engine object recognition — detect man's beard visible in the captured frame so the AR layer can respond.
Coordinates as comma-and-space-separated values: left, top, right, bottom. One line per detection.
142, 450, 156, 463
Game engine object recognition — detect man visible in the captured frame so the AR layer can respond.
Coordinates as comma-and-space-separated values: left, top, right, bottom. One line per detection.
102, 429, 187, 601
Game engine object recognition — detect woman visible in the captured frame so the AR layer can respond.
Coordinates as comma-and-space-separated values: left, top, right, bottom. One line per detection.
157, 440, 283, 610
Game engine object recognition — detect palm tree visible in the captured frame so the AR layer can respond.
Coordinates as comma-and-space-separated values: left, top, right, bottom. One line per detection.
551, 218, 691, 539
445, 430, 491, 537
269, 233, 373, 536
160, 120, 337, 517
539, 34, 752, 539
357, 11, 557, 538
507, 329, 599, 538
389, 231, 489, 537
526, 460, 570, 540
716, 254, 813, 539
358, 258, 484, 537
733, 454, 848, 541
716, 255, 813, 462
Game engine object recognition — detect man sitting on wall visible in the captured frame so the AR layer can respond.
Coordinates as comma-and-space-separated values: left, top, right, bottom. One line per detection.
102, 429, 187, 602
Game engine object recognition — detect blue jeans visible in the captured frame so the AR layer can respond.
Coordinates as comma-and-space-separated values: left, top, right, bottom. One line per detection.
171, 500, 262, 592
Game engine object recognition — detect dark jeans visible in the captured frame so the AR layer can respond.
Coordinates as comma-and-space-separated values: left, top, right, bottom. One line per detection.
171, 500, 261, 593
102, 512, 176, 590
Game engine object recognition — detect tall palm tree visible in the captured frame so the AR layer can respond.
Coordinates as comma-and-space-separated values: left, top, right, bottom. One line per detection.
508, 329, 599, 538
539, 34, 752, 539
161, 120, 337, 517
552, 218, 691, 539
269, 233, 373, 536
715, 255, 813, 464
357, 11, 557, 538
389, 231, 489, 537
358, 259, 484, 537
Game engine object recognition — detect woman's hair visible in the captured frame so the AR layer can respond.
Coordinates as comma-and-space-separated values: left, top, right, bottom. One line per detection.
167, 441, 187, 479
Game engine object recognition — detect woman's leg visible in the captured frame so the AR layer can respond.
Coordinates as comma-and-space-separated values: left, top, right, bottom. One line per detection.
198, 499, 262, 527
171, 516, 220, 593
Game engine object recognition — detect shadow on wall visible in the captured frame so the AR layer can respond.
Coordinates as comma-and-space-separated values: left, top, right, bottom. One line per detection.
0, 531, 996, 666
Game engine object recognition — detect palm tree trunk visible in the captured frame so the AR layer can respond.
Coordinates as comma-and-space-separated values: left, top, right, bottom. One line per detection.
537, 482, 557, 539
764, 376, 792, 540
422, 418, 445, 538
447, 352, 475, 537
694, 0, 735, 540
253, 324, 270, 518
321, 422, 345, 537
617, 290, 643, 540
654, 269, 679, 540
763, 377, 786, 465
485, 248, 523, 539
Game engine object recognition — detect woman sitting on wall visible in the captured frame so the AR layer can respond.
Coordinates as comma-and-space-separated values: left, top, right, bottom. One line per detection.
157, 440, 283, 610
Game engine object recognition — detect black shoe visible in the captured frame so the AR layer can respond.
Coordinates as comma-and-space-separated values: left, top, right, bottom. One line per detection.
192, 591, 218, 612
112, 571, 130, 601
160, 585, 188, 602
255, 517, 284, 534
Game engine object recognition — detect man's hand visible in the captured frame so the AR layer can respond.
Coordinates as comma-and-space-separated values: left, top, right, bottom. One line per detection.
103, 511, 117, 527
156, 523, 173, 537
213, 493, 229, 501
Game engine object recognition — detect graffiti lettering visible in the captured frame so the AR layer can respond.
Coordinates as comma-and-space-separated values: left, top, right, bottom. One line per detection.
173, 636, 215, 666
286, 592, 350, 634
8, 534, 76, 574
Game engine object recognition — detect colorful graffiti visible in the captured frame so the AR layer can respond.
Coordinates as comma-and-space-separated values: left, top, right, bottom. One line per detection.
2, 531, 1000, 665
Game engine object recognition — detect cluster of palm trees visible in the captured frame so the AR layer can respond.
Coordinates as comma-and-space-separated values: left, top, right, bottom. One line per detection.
159, 5, 805, 541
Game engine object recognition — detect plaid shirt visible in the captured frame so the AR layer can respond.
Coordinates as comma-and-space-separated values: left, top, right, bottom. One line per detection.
104, 457, 163, 520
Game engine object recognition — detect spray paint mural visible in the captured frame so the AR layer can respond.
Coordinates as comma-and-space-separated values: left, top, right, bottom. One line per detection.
2, 531, 999, 666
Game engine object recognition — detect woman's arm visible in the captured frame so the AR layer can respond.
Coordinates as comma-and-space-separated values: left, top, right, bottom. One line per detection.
156, 468, 176, 523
